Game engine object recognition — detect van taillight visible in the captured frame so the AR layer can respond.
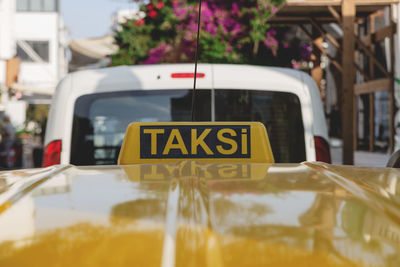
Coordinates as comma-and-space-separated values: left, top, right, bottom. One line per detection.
314, 136, 331, 163
43, 140, 62, 167
171, 73, 205, 78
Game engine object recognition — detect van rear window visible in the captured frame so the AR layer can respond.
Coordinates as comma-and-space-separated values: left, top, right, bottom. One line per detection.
70, 90, 211, 165
215, 90, 306, 163
70, 89, 305, 165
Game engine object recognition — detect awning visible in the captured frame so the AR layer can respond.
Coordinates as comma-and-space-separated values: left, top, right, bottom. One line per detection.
69, 35, 118, 59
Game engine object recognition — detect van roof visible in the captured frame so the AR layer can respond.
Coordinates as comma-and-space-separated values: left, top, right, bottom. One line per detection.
61, 64, 306, 96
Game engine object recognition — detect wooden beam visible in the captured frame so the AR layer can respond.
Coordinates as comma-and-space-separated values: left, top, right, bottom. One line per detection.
345, 19, 395, 46
361, 34, 372, 46
355, 38, 390, 77
311, 31, 324, 94
309, 18, 341, 49
389, 7, 395, 153
353, 57, 370, 81
300, 23, 369, 79
375, 24, 396, 42
285, 0, 399, 7
269, 17, 337, 23
325, 7, 372, 80
327, 5, 342, 22
342, 0, 356, 165
354, 78, 390, 94
369, 15, 375, 152
298, 25, 343, 72
327, 4, 390, 77
5, 57, 20, 89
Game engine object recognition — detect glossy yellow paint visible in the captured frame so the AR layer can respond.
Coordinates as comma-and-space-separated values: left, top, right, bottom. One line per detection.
0, 201, 12, 215
118, 122, 274, 165
0, 162, 400, 266
121, 161, 271, 182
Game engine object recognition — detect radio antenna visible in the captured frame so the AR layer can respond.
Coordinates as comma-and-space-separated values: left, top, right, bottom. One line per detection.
191, 0, 203, 121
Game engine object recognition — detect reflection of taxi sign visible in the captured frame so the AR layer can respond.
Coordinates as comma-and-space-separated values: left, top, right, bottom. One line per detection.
121, 162, 271, 182
118, 122, 274, 164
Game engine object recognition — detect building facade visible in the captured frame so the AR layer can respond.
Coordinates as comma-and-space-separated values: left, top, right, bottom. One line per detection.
0, 0, 68, 102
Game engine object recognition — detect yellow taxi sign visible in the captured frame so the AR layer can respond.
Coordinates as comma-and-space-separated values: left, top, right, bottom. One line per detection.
118, 122, 274, 164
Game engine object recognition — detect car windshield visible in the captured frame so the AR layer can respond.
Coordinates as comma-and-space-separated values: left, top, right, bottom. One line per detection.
70, 89, 305, 165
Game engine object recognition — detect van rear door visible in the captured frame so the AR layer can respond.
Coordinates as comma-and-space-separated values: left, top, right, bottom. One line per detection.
211, 64, 311, 162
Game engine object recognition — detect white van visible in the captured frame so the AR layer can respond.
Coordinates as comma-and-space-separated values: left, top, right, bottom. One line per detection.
43, 64, 330, 166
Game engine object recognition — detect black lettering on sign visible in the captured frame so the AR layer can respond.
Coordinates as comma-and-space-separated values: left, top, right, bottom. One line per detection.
140, 125, 251, 159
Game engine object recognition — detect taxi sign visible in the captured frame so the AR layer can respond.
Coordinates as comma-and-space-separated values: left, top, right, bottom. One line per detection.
118, 122, 274, 164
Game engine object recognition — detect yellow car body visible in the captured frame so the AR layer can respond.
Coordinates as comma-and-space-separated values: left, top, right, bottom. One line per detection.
1, 163, 400, 266
0, 122, 399, 266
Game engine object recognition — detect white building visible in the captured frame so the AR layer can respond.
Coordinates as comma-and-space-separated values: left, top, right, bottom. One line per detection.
0, 0, 68, 104
0, 0, 15, 89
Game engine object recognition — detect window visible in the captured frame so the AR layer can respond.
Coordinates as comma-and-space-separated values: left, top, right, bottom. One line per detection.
16, 41, 50, 62
71, 90, 211, 165
43, 0, 57, 12
30, 0, 42, 11
17, 0, 29, 11
17, 0, 58, 12
215, 90, 306, 163
70, 89, 306, 165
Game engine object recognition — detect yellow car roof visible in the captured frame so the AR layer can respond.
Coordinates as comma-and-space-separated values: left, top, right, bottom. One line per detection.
0, 161, 399, 266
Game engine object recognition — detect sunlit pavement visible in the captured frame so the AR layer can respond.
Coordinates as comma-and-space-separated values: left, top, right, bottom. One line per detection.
330, 139, 390, 167
353, 151, 390, 167
21, 136, 42, 169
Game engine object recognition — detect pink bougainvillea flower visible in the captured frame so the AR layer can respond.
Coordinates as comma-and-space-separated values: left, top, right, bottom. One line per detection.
205, 23, 218, 36
283, 42, 290, 48
148, 10, 158, 18
201, 3, 212, 17
266, 29, 277, 37
156, 2, 164, 9
173, 4, 188, 19
114, 0, 286, 66
264, 34, 279, 57
231, 3, 239, 13
226, 44, 233, 54
231, 23, 241, 36
135, 19, 145, 26
300, 43, 311, 61
146, 3, 154, 11
143, 43, 171, 64
184, 28, 196, 41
